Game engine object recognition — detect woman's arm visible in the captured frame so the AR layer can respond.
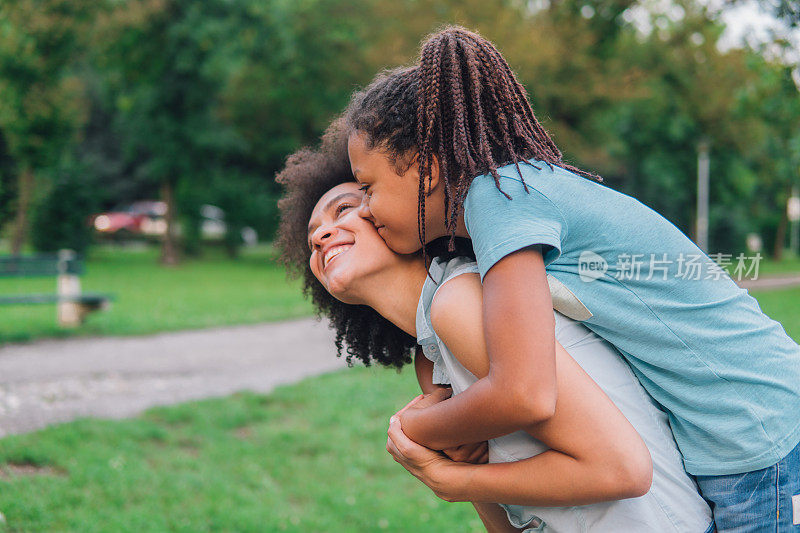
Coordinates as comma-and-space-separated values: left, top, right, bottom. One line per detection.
399, 248, 559, 449
388, 414, 651, 507
414, 346, 444, 395
392, 271, 653, 506
414, 348, 519, 532
414, 343, 490, 461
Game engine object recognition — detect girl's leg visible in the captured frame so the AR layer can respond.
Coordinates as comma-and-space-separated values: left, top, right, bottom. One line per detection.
695, 439, 800, 532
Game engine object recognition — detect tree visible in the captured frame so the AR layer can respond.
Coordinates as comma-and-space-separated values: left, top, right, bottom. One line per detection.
215, 0, 374, 249
735, 53, 800, 258
0, 0, 94, 253
30, 162, 97, 254
95, 0, 248, 264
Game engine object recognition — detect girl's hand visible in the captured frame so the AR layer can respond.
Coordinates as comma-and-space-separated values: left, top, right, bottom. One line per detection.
392, 387, 453, 445
392, 391, 488, 463
392, 387, 452, 422
386, 417, 468, 502
442, 440, 489, 464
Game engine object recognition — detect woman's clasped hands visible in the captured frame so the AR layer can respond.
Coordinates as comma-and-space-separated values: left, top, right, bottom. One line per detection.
386, 388, 489, 503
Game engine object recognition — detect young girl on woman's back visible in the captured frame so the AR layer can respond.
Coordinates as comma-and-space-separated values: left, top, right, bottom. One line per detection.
344, 26, 800, 530
276, 142, 712, 530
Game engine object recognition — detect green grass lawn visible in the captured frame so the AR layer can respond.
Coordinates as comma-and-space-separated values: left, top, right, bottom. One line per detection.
755, 254, 800, 276
0, 366, 483, 533
719, 253, 800, 279
0, 244, 313, 345
750, 286, 800, 341
0, 292, 795, 533
1, 247, 798, 532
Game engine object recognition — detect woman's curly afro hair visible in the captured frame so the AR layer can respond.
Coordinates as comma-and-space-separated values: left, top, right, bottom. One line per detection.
275, 119, 417, 370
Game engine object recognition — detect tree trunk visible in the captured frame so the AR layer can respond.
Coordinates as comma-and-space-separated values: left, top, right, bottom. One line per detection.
224, 228, 240, 259
160, 181, 180, 266
773, 186, 791, 261
10, 166, 34, 255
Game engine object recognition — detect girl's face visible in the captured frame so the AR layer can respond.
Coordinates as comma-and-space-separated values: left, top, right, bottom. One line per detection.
348, 132, 427, 255
307, 182, 400, 303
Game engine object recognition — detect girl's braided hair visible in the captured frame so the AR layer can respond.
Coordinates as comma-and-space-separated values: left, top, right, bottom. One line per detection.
346, 26, 601, 252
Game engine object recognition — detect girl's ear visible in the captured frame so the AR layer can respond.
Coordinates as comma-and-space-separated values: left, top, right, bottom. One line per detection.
423, 154, 441, 197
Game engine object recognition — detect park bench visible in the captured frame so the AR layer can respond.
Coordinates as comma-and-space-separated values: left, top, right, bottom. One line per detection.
0, 249, 113, 327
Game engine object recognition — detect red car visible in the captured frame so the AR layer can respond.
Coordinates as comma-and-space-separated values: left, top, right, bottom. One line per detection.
91, 201, 167, 237
92, 201, 258, 244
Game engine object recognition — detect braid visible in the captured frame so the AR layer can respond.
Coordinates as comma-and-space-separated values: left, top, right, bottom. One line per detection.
471, 43, 523, 195
417, 38, 444, 262
444, 40, 476, 179
345, 26, 601, 253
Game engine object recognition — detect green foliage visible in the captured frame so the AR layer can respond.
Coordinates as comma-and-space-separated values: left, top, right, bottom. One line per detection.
96, 0, 239, 187
0, 0, 93, 168
209, 170, 279, 257
29, 165, 98, 254
176, 179, 205, 257
85, 0, 372, 254
0, 0, 798, 258
219, 0, 373, 174
734, 54, 800, 255
0, 0, 97, 252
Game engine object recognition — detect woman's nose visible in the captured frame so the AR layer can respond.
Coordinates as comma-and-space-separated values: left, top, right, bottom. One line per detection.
311, 225, 337, 247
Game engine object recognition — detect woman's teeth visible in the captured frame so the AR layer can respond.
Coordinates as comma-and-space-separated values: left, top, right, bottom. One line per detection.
323, 245, 352, 268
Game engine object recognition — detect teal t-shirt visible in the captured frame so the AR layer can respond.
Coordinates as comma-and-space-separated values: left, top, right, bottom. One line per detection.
463, 159, 800, 476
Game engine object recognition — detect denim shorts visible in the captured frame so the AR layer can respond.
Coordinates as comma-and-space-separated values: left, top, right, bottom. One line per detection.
696, 439, 800, 532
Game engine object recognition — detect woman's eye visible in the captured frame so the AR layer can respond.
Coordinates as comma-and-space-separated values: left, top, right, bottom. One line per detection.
335, 203, 354, 216
358, 183, 369, 192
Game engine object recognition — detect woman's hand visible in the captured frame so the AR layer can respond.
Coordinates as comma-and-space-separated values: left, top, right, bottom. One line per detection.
386, 417, 470, 502
392, 389, 489, 464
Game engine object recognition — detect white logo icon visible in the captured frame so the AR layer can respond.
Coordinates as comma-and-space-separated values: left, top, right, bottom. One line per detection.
579, 251, 607, 282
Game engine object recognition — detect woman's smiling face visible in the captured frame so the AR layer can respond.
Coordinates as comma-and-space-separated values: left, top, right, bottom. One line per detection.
307, 182, 399, 303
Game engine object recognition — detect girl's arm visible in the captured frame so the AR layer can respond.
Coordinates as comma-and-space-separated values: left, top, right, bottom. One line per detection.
399, 248, 559, 449
391, 271, 652, 506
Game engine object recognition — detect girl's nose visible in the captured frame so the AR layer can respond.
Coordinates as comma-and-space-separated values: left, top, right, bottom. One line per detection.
357, 196, 374, 221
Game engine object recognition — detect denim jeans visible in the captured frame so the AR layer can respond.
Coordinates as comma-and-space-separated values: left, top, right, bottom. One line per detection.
696, 439, 800, 532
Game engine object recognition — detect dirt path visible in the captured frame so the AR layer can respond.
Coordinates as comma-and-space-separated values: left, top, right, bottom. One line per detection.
3, 271, 797, 438
737, 274, 800, 291
0, 318, 343, 438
